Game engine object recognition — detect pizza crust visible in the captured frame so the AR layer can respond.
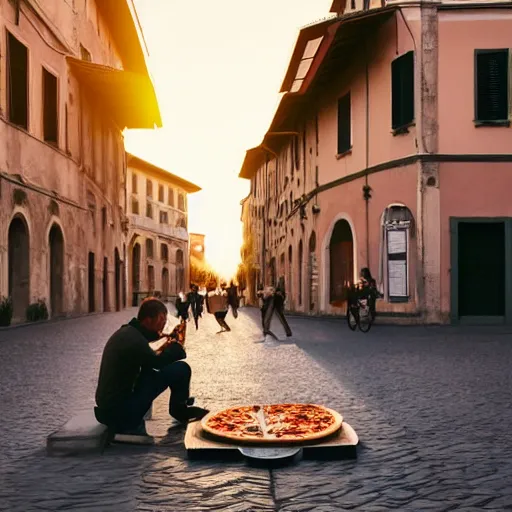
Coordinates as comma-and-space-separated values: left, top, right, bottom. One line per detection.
201, 404, 343, 444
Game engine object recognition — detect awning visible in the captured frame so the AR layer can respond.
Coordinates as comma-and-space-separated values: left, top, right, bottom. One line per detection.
66, 57, 162, 129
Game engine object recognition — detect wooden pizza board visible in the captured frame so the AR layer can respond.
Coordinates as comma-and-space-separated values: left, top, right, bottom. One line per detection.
185, 421, 359, 461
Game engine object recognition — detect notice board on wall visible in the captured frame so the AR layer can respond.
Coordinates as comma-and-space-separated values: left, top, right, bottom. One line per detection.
386, 229, 408, 299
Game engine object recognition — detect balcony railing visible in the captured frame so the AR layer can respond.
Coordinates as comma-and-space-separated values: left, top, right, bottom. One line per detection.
129, 214, 188, 241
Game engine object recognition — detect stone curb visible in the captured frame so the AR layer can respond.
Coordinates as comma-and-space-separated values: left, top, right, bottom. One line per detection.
0, 310, 122, 334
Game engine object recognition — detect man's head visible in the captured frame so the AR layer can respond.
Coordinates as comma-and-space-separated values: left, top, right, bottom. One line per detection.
137, 298, 168, 334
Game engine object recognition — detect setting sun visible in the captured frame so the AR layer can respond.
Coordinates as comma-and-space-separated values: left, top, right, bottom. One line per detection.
125, 0, 333, 279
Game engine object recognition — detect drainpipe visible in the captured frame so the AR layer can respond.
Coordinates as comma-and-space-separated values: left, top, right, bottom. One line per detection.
363, 44, 372, 270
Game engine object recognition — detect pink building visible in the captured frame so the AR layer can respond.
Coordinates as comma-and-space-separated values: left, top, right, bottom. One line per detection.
239, 1, 512, 325
0, 0, 160, 323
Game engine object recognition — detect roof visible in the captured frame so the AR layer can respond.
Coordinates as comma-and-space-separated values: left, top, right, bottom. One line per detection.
67, 58, 162, 129
280, 16, 340, 93
329, 0, 346, 13
126, 153, 201, 193
96, 0, 149, 75
239, 7, 397, 181
238, 147, 269, 180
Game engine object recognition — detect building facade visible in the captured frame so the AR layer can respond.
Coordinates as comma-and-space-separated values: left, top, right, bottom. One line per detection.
0, 0, 160, 322
240, 0, 512, 325
126, 153, 200, 305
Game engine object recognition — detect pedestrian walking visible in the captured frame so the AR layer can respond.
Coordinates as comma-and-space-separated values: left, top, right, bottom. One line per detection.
206, 286, 230, 333
259, 277, 292, 340
175, 292, 190, 322
227, 280, 239, 319
187, 284, 204, 330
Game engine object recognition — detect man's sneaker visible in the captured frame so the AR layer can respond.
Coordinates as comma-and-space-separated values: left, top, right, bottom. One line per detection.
113, 421, 154, 445
171, 406, 210, 424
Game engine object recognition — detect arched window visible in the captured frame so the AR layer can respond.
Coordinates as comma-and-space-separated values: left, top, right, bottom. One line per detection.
146, 179, 153, 198
379, 204, 415, 302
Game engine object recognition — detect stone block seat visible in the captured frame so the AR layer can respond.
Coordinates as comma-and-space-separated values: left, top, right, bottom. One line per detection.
46, 409, 110, 456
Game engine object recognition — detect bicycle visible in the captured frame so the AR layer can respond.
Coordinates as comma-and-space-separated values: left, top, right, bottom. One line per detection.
346, 284, 378, 333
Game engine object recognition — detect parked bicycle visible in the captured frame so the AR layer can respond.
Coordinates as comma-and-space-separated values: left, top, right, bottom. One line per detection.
347, 268, 381, 333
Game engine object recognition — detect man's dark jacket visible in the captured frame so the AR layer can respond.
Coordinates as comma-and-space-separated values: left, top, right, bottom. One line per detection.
95, 318, 186, 410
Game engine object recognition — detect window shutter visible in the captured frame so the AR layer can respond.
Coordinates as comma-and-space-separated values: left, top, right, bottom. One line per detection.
337, 93, 351, 154
392, 51, 414, 129
476, 50, 509, 121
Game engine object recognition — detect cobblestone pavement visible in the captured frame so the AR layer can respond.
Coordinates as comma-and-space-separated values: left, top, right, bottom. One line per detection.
1, 308, 512, 511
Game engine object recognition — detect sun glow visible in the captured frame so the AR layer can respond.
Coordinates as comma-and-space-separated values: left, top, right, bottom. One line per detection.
125, 0, 332, 279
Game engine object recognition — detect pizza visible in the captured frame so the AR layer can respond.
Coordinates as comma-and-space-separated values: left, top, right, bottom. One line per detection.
201, 404, 342, 444
168, 320, 187, 345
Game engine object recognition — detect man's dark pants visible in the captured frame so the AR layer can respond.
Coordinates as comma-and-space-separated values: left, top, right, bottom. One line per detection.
95, 361, 191, 431
263, 296, 292, 337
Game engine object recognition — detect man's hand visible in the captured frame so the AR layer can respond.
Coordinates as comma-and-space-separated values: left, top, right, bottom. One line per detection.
150, 336, 177, 355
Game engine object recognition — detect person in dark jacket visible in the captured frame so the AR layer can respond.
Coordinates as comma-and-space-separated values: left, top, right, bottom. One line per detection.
227, 280, 239, 319
187, 284, 204, 330
175, 292, 190, 322
94, 298, 208, 438
262, 277, 292, 339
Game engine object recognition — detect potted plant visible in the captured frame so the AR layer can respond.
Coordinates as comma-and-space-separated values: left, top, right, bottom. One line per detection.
26, 300, 49, 322
0, 296, 13, 327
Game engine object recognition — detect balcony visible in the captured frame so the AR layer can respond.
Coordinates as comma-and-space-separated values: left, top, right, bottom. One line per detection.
128, 214, 188, 241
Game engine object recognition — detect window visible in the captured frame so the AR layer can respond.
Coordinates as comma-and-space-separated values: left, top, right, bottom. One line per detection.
168, 187, 175, 207
475, 49, 509, 124
80, 44, 91, 62
161, 243, 169, 262
178, 193, 185, 211
146, 179, 153, 198
132, 173, 138, 193
101, 206, 107, 228
43, 68, 58, 144
7, 32, 29, 130
147, 265, 155, 291
131, 197, 139, 215
391, 51, 414, 130
159, 211, 168, 224
158, 184, 164, 202
146, 203, 153, 219
145, 239, 154, 259
337, 92, 351, 154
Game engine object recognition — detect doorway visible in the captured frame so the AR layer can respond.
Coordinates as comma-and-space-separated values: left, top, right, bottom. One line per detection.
103, 257, 109, 312
451, 218, 511, 324
8, 216, 30, 321
88, 252, 95, 313
458, 222, 505, 318
114, 248, 121, 311
49, 224, 64, 316
329, 219, 354, 306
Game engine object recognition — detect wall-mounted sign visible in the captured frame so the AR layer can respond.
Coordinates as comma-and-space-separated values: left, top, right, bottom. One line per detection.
386, 228, 408, 299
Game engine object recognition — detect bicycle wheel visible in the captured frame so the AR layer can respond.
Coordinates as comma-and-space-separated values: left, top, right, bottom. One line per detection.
347, 305, 358, 331
357, 303, 373, 333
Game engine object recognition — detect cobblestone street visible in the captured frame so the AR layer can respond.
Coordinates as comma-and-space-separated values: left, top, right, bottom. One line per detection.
1, 307, 512, 511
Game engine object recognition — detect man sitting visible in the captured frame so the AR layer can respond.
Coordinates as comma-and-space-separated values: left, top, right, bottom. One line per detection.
94, 298, 209, 440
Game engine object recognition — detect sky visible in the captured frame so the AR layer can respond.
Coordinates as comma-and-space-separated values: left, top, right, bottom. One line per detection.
125, 0, 333, 279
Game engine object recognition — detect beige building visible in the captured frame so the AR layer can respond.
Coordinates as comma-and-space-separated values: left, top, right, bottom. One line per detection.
0, 0, 161, 323
126, 153, 200, 305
